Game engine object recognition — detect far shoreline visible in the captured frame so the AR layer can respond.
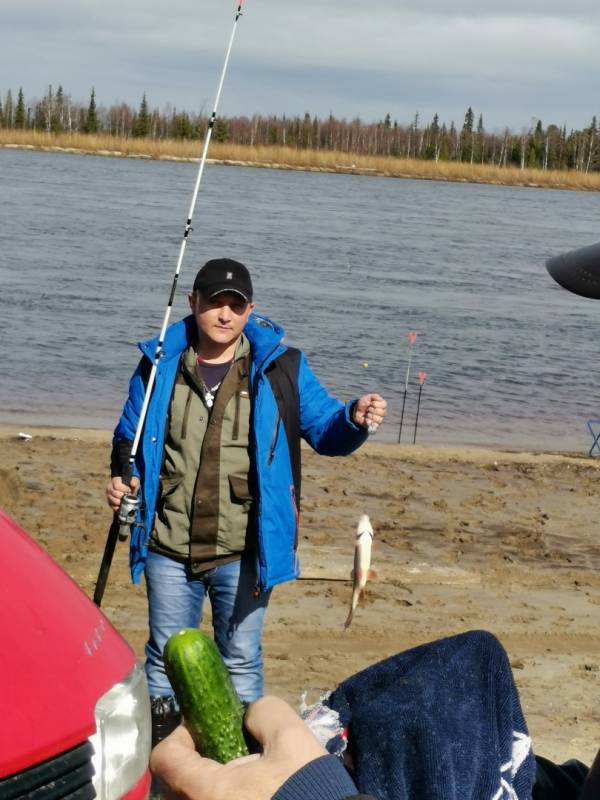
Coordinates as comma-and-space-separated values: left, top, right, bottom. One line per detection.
0, 421, 592, 462
2, 133, 599, 193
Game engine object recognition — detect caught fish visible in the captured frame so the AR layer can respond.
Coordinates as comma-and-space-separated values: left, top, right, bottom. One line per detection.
344, 513, 375, 628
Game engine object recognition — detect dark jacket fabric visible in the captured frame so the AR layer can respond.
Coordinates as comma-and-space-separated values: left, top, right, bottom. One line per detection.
271, 755, 369, 800
273, 631, 592, 800
327, 630, 537, 800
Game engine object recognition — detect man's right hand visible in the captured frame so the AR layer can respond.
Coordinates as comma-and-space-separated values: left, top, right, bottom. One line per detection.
106, 476, 140, 513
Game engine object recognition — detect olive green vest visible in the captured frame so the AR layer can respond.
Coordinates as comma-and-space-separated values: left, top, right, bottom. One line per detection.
150, 335, 253, 573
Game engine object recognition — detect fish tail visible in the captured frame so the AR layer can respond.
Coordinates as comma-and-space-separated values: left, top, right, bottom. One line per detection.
345, 590, 360, 629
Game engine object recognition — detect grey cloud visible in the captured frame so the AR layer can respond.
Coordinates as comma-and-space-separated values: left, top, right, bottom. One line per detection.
2, 0, 599, 130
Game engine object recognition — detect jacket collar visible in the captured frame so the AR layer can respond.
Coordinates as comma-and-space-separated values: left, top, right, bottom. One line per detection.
139, 313, 285, 370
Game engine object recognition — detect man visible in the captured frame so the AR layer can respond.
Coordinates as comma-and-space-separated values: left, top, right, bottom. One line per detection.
106, 257, 387, 746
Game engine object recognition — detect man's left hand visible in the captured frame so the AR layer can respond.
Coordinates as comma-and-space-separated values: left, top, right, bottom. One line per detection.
352, 393, 387, 429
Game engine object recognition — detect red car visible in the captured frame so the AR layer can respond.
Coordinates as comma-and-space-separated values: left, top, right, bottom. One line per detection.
0, 509, 151, 799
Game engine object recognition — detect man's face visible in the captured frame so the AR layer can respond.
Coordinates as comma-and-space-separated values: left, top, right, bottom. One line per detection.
188, 290, 254, 350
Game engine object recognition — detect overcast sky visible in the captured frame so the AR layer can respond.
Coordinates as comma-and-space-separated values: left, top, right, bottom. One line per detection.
3, 0, 600, 132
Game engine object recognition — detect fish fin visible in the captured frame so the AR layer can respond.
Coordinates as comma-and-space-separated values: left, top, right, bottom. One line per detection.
344, 609, 354, 629
368, 569, 378, 580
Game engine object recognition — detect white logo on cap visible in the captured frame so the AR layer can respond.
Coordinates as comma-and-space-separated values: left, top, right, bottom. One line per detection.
227, 271, 233, 280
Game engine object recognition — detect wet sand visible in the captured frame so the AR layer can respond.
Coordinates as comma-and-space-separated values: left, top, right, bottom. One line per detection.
1, 424, 599, 766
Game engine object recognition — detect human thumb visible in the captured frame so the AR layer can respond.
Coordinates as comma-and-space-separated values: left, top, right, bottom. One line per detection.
244, 697, 325, 763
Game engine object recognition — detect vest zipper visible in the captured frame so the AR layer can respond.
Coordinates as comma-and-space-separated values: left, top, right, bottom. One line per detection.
233, 390, 240, 440
268, 411, 280, 464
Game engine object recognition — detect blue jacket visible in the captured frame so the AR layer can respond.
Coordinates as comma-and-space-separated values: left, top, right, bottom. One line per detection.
114, 312, 368, 591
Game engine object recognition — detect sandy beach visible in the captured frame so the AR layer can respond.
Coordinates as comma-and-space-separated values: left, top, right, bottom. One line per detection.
1, 423, 599, 767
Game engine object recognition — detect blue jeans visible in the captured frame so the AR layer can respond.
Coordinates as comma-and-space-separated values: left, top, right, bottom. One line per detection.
144, 550, 271, 703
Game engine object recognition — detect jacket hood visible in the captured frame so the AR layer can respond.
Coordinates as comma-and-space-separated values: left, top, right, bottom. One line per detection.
243, 313, 285, 369
139, 313, 285, 369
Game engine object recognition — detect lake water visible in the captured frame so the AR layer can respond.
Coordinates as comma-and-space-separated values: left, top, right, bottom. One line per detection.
1, 148, 599, 451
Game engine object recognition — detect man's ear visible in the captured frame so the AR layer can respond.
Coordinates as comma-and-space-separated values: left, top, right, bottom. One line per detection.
188, 292, 195, 311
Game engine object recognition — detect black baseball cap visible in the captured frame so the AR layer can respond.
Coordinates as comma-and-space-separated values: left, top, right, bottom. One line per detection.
546, 241, 600, 299
192, 258, 253, 302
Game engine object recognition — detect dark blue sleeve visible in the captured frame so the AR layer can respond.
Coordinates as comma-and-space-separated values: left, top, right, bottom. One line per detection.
272, 755, 368, 800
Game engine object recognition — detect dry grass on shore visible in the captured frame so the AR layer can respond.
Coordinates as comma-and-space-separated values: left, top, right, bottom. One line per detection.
3, 129, 600, 192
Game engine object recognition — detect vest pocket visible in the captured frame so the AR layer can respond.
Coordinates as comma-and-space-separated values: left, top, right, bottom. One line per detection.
228, 473, 252, 512
157, 473, 185, 520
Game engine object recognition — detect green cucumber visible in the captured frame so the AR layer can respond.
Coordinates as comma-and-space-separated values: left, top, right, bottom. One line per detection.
163, 628, 249, 763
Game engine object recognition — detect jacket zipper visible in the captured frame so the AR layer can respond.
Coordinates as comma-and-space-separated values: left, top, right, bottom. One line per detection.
268, 411, 280, 464
291, 485, 299, 552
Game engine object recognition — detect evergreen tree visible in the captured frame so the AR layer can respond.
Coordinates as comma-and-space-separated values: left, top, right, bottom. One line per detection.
4, 90, 13, 128
0, 97, 4, 128
84, 88, 98, 133
423, 112, 440, 160
585, 116, 598, 173
412, 111, 422, 157
52, 85, 65, 133
529, 120, 544, 169
133, 93, 150, 137
476, 114, 485, 163
312, 115, 320, 149
213, 116, 229, 143
170, 110, 194, 139
14, 88, 26, 129
439, 123, 450, 160
43, 84, 54, 133
461, 106, 474, 162
301, 112, 312, 148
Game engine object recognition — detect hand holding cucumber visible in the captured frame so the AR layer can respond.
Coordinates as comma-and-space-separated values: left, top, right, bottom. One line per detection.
150, 696, 327, 800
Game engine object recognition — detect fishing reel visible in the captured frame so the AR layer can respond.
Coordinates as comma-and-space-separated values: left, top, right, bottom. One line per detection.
117, 493, 141, 541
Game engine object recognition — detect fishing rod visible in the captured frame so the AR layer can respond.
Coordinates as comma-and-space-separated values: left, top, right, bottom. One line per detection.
398, 331, 417, 443
412, 371, 427, 445
94, 0, 246, 607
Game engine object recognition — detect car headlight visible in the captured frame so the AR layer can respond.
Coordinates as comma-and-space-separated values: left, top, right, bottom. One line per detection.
90, 663, 151, 800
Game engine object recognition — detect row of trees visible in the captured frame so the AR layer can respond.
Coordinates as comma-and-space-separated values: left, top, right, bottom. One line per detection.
2, 85, 599, 173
